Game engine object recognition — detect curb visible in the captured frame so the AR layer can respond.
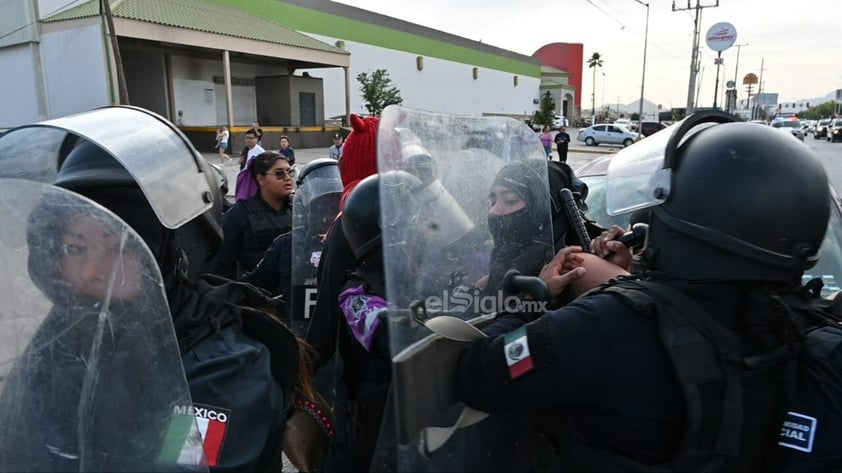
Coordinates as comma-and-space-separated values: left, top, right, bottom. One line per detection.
568, 147, 617, 155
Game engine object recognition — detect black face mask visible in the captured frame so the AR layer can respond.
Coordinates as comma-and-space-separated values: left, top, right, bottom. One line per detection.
488, 207, 540, 255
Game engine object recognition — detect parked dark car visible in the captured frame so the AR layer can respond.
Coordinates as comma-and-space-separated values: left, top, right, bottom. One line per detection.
638, 121, 667, 137
575, 152, 842, 298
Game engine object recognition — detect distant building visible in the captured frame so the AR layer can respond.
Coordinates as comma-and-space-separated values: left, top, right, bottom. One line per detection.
537, 66, 577, 120
1, 0, 569, 128
533, 43, 584, 120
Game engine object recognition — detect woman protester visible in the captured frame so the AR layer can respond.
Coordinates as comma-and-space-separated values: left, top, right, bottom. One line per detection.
481, 159, 608, 304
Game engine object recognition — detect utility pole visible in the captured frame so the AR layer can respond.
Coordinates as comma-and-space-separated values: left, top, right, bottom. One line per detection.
673, 0, 720, 114
695, 66, 705, 110
732, 43, 748, 108
101, 0, 129, 104
601, 72, 606, 114
757, 58, 766, 119
633, 0, 650, 123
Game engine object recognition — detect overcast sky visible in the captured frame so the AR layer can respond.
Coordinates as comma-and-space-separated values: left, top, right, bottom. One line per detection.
333, 0, 841, 108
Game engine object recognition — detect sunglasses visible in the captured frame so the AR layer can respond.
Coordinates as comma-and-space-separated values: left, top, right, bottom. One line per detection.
263, 168, 295, 180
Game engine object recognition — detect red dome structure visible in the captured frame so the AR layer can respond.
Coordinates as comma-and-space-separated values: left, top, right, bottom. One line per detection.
533, 43, 584, 113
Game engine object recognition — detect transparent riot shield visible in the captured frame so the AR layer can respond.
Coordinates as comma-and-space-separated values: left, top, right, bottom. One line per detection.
0, 106, 213, 230
290, 159, 343, 335
0, 180, 207, 472
375, 106, 552, 471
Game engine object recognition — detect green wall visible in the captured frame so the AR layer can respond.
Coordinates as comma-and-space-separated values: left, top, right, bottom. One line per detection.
207, 0, 541, 78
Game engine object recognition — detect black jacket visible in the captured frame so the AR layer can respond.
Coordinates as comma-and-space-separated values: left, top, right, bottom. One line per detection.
458, 282, 786, 471
212, 194, 291, 280
241, 232, 292, 298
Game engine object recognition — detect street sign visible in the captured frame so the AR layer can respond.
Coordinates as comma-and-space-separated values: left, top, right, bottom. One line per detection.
725, 89, 737, 113
706, 22, 738, 52
726, 80, 736, 89
714, 57, 724, 65
743, 73, 759, 85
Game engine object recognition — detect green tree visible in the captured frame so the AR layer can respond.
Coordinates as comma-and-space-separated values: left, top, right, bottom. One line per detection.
533, 91, 556, 127
631, 113, 640, 121
357, 69, 404, 116
799, 101, 837, 120
587, 52, 603, 121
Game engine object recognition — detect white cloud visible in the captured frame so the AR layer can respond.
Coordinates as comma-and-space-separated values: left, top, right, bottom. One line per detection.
332, 0, 842, 108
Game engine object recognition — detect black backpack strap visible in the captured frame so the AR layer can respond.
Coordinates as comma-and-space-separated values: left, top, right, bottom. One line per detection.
633, 281, 746, 457
599, 281, 744, 466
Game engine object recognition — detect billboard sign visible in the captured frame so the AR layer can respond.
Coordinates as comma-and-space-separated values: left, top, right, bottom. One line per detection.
755, 93, 779, 107
706, 22, 738, 52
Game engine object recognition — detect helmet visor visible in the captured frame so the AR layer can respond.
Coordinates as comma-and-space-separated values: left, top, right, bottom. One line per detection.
605, 116, 723, 216
605, 122, 675, 216
0, 106, 212, 229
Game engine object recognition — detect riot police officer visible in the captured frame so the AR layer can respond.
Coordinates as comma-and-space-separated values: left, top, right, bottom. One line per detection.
456, 112, 830, 471
0, 107, 305, 472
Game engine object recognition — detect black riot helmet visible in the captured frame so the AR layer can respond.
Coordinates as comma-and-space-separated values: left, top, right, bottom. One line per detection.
296, 158, 339, 186
342, 173, 388, 260
54, 140, 224, 284
642, 114, 830, 282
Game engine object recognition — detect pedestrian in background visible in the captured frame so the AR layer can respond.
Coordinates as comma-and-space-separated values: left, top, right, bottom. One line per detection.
539, 125, 554, 159
554, 126, 571, 163
329, 133, 343, 160
279, 135, 296, 166
253, 121, 264, 146
239, 128, 265, 171
215, 125, 231, 165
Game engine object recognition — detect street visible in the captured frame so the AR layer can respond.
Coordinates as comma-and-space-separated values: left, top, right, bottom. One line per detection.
205, 130, 842, 205
203, 127, 616, 200
804, 136, 842, 189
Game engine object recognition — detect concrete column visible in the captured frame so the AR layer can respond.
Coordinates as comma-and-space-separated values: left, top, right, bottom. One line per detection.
344, 66, 351, 124
223, 50, 234, 127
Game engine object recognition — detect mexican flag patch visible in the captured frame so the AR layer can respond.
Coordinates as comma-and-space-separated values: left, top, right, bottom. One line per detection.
158, 408, 205, 467
159, 403, 231, 467
504, 325, 533, 379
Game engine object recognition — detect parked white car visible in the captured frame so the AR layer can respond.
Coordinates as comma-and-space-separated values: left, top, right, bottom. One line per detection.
577, 124, 639, 147
552, 115, 569, 130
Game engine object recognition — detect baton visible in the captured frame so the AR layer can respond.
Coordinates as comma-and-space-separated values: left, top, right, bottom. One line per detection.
560, 188, 591, 253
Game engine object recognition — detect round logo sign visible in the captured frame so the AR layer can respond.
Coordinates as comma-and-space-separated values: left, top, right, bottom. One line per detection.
706, 22, 737, 52
743, 73, 759, 85
726, 80, 736, 89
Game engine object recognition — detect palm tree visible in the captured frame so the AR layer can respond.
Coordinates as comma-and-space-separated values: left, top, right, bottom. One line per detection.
587, 52, 603, 123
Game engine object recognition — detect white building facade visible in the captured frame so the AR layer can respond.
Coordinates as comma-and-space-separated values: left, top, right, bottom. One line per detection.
1, 0, 546, 129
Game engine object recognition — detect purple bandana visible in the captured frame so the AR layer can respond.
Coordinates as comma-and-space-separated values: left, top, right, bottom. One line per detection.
338, 285, 386, 351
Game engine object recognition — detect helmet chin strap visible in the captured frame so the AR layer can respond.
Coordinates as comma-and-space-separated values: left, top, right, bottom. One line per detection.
163, 248, 191, 293
174, 247, 190, 283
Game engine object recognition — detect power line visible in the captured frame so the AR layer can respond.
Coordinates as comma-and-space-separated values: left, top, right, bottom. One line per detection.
584, 0, 628, 29
0, 0, 88, 42
594, 0, 626, 17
